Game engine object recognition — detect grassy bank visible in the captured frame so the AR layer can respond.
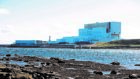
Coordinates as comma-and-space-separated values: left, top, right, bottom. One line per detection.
80, 39, 140, 49
95, 39, 140, 47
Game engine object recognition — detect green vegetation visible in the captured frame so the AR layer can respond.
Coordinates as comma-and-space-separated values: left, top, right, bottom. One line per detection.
95, 39, 140, 47
95, 42, 124, 47
109, 39, 140, 45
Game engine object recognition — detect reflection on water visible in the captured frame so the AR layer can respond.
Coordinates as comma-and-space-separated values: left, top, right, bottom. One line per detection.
0, 48, 140, 69
0, 60, 27, 66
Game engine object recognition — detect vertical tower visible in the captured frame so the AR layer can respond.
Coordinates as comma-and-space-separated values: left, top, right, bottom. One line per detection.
49, 35, 51, 42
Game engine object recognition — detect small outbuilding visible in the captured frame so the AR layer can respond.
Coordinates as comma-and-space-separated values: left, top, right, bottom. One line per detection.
13, 40, 47, 47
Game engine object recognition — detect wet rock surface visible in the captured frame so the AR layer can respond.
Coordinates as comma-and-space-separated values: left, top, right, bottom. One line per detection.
0, 55, 140, 79
110, 70, 117, 74
110, 61, 120, 65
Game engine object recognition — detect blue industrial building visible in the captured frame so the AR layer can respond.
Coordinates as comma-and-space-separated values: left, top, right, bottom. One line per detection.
13, 21, 121, 46
13, 40, 47, 46
49, 21, 121, 44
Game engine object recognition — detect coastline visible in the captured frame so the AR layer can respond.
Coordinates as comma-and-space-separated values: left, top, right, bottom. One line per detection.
3, 46, 140, 49
0, 55, 140, 79
2, 44, 140, 49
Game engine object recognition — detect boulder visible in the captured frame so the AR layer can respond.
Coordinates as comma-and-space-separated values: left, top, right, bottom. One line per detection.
46, 62, 51, 65
50, 57, 60, 61
110, 70, 117, 74
93, 71, 103, 75
6, 54, 11, 57
110, 62, 120, 65
50, 57, 65, 63
135, 64, 140, 66
57, 60, 65, 63
129, 74, 138, 78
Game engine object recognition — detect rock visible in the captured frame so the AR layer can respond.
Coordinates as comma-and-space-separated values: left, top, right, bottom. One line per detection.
6, 54, 11, 57
24, 60, 29, 62
0, 58, 4, 61
93, 71, 103, 75
53, 63, 60, 66
5, 58, 10, 61
17, 59, 22, 61
129, 74, 138, 78
41, 62, 45, 64
41, 62, 46, 67
24, 65, 34, 68
110, 70, 117, 74
58, 60, 65, 63
1, 68, 12, 73
50, 57, 59, 60
36, 59, 40, 61
50, 57, 65, 63
135, 64, 140, 66
14, 54, 19, 57
18, 76, 26, 79
47, 72, 56, 78
46, 62, 51, 65
2, 57, 6, 60
69, 59, 75, 61
110, 62, 120, 65
75, 76, 83, 79
0, 73, 11, 79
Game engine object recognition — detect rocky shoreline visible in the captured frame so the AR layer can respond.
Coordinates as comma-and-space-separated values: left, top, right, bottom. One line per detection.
2, 44, 140, 49
0, 54, 140, 79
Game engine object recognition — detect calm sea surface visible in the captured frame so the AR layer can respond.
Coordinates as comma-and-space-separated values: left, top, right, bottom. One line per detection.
0, 47, 140, 69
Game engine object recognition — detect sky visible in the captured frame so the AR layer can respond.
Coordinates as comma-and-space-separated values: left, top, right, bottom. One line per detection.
0, 0, 140, 44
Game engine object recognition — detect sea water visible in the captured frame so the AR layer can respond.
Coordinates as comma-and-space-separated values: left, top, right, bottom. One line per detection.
0, 47, 140, 69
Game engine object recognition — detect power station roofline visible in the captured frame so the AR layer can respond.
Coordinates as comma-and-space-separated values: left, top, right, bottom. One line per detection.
84, 21, 121, 25
84, 22, 121, 29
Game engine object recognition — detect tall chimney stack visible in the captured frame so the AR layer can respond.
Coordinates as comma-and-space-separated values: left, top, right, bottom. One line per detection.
49, 35, 51, 41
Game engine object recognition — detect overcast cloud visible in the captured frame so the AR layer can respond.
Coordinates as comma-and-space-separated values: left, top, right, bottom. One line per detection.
0, 0, 140, 44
